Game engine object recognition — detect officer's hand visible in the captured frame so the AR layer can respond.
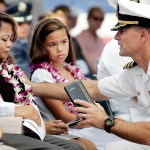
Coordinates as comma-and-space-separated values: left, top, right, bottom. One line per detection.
73, 99, 108, 129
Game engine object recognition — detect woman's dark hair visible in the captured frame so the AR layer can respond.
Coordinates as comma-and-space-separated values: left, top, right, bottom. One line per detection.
30, 18, 75, 64
0, 13, 17, 63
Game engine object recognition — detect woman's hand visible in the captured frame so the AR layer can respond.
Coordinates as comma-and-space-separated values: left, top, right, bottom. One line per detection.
45, 120, 68, 135
15, 105, 42, 126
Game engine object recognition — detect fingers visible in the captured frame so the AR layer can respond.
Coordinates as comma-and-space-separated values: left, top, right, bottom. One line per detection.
50, 120, 62, 124
57, 127, 68, 134
26, 105, 41, 126
15, 105, 42, 126
74, 99, 93, 108
58, 122, 68, 134
82, 114, 86, 120
32, 109, 42, 126
45, 121, 68, 134
58, 122, 68, 129
73, 105, 91, 115
76, 113, 87, 120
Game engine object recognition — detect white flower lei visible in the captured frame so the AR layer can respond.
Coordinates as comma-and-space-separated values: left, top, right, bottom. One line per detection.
0, 62, 34, 105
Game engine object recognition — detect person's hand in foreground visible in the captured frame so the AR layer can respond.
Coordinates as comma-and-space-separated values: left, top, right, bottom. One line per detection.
45, 120, 68, 135
15, 105, 42, 126
73, 99, 109, 129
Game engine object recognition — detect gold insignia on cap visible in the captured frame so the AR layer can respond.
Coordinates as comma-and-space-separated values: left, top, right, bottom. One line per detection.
18, 2, 27, 12
112, 20, 139, 31
111, 23, 127, 30
123, 61, 138, 69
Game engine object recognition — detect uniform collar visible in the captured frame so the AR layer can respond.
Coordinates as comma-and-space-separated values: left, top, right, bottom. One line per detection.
146, 61, 150, 77
136, 61, 150, 80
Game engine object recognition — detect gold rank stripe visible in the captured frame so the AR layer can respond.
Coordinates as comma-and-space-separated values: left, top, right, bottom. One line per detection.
123, 61, 137, 69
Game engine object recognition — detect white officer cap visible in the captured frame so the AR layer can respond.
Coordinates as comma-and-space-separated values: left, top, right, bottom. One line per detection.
109, 0, 150, 31
5, 1, 32, 24
108, 0, 150, 8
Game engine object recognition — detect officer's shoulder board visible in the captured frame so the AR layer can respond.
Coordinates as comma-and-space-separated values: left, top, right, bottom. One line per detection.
123, 61, 138, 69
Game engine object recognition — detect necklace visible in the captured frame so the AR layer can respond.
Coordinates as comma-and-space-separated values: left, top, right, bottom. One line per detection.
30, 61, 87, 82
0, 61, 34, 105
30, 61, 87, 113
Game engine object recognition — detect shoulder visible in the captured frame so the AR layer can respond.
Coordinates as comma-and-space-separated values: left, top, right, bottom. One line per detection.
123, 61, 138, 69
31, 68, 56, 83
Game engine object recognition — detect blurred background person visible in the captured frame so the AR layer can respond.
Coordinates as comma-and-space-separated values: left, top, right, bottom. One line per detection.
5, 1, 32, 78
53, 4, 77, 30
0, 0, 7, 12
45, 10, 68, 26
52, 5, 70, 23
76, 6, 106, 79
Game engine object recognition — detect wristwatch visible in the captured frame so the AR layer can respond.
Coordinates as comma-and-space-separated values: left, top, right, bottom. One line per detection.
104, 117, 115, 133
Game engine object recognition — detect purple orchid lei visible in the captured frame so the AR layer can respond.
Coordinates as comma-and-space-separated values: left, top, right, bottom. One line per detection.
0, 61, 34, 105
30, 61, 87, 114
30, 61, 87, 82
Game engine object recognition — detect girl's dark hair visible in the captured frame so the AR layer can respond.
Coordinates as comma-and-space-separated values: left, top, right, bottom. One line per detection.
0, 13, 17, 63
30, 18, 75, 64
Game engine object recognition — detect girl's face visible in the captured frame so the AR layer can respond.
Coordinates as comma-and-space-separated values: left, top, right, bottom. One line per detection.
44, 28, 69, 67
0, 23, 14, 61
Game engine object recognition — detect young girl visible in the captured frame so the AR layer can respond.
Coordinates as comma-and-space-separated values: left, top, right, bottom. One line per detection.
30, 18, 96, 150
0, 12, 88, 150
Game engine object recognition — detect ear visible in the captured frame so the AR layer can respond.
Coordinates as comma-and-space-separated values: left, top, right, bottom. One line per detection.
140, 28, 149, 42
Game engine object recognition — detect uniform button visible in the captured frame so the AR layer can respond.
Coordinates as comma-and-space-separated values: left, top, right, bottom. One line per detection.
137, 91, 140, 95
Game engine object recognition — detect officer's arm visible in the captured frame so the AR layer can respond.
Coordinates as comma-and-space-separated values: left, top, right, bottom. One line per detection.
111, 119, 150, 145
31, 80, 108, 101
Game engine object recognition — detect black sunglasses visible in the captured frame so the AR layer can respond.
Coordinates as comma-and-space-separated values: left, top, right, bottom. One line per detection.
90, 15, 104, 22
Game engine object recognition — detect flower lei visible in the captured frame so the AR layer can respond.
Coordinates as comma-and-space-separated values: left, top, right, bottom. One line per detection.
0, 61, 34, 105
30, 61, 87, 113
30, 61, 86, 82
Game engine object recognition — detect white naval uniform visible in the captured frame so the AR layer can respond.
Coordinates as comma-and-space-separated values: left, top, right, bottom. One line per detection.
99, 64, 150, 149
99, 64, 150, 122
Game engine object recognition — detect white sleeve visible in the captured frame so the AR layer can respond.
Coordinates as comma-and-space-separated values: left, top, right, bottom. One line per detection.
98, 69, 136, 100
97, 39, 132, 80
0, 101, 15, 117
31, 69, 56, 83
97, 40, 115, 80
